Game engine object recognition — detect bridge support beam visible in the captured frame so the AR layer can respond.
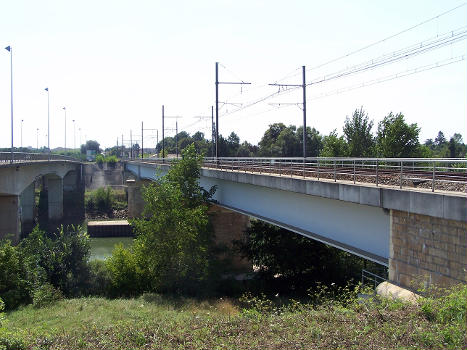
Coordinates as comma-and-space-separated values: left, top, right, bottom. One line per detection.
46, 175, 63, 221
390, 209, 467, 289
19, 182, 35, 236
0, 195, 21, 242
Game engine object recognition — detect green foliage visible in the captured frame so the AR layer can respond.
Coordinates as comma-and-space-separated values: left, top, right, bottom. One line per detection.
376, 112, 420, 157
105, 155, 118, 164
130, 144, 217, 294
20, 226, 90, 297
95, 153, 105, 164
86, 260, 112, 296
234, 220, 379, 294
0, 241, 33, 310
320, 129, 349, 157
80, 140, 101, 154
106, 244, 143, 297
32, 283, 63, 308
343, 107, 375, 157
0, 298, 4, 326
85, 187, 115, 214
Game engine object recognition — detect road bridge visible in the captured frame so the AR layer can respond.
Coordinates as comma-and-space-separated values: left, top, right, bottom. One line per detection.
0, 153, 84, 241
125, 157, 467, 289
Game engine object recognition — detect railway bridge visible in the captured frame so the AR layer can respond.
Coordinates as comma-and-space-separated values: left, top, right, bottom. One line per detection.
125, 157, 467, 289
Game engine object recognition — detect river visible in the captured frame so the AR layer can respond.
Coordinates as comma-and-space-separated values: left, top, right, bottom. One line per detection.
89, 237, 134, 261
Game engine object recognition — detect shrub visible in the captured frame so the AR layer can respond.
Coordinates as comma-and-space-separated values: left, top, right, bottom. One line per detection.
20, 226, 90, 297
0, 241, 33, 310
106, 244, 143, 297
86, 260, 112, 297
32, 283, 63, 308
95, 154, 105, 164
105, 155, 118, 165
85, 187, 114, 214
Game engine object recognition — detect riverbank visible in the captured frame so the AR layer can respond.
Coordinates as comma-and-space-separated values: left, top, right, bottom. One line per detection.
3, 284, 465, 349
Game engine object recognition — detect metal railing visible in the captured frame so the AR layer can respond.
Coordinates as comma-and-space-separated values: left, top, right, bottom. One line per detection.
125, 156, 467, 193
0, 152, 79, 164
361, 269, 387, 289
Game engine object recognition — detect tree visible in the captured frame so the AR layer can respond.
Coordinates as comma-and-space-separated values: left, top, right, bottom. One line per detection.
343, 107, 375, 157
320, 130, 349, 157
234, 220, 368, 291
258, 123, 287, 156
130, 144, 217, 294
297, 126, 323, 157
376, 112, 420, 157
227, 132, 240, 156
448, 133, 465, 158
80, 140, 100, 154
434, 131, 447, 147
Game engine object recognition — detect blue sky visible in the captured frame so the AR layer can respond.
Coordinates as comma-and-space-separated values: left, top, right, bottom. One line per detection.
0, 0, 466, 149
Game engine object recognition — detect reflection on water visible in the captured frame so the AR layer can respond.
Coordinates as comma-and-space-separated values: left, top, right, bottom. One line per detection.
89, 237, 134, 261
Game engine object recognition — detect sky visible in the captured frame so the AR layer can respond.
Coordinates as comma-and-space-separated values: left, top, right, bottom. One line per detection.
0, 0, 466, 150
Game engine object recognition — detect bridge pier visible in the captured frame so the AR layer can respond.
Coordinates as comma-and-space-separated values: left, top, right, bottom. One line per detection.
208, 204, 251, 271
390, 209, 467, 288
126, 178, 152, 218
19, 182, 35, 236
0, 195, 21, 242
46, 175, 63, 221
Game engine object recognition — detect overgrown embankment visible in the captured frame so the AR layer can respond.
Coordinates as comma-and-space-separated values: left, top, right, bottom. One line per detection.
2, 284, 466, 349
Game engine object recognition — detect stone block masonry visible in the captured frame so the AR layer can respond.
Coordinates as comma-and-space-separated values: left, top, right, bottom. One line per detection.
390, 209, 467, 288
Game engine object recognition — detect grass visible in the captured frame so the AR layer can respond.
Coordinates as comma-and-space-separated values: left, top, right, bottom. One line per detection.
3, 284, 466, 349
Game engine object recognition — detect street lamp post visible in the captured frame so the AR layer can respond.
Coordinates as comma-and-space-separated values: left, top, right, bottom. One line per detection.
5, 46, 13, 163
20, 119, 23, 148
72, 119, 76, 150
44, 88, 50, 157
62, 107, 66, 152
36, 128, 39, 150
79, 128, 82, 147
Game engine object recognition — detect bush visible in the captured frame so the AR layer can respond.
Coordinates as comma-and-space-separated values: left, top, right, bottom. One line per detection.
86, 260, 112, 297
105, 155, 118, 165
85, 187, 114, 214
0, 241, 33, 310
95, 154, 105, 164
106, 244, 143, 297
20, 225, 91, 297
32, 283, 63, 308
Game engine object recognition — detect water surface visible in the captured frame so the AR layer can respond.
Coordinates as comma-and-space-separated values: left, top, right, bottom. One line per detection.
89, 237, 133, 261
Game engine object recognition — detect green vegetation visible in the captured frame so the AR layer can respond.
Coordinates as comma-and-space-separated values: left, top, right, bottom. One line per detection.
147, 106, 465, 158
0, 284, 465, 349
234, 220, 385, 295
0, 225, 90, 310
106, 144, 219, 295
85, 187, 126, 214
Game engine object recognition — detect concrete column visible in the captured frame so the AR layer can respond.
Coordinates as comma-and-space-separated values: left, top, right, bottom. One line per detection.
208, 204, 251, 271
20, 182, 35, 235
47, 176, 63, 221
126, 179, 149, 218
0, 195, 21, 242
